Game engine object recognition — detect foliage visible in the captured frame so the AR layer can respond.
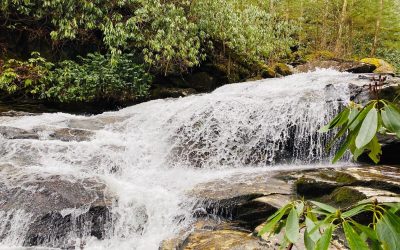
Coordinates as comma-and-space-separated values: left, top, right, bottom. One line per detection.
0, 52, 152, 102
0, 0, 297, 75
191, 0, 296, 64
0, 52, 53, 97
258, 199, 400, 250
320, 99, 400, 164
0, 0, 204, 74
47, 53, 152, 102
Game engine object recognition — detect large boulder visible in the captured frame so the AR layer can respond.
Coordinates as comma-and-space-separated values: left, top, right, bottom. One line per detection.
360, 58, 395, 74
0, 164, 114, 247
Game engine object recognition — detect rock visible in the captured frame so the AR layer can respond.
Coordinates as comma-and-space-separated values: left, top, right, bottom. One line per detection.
273, 63, 294, 76
360, 58, 395, 74
180, 229, 269, 250
294, 166, 400, 198
191, 172, 292, 229
295, 60, 376, 73
0, 126, 39, 139
0, 164, 114, 247
323, 186, 369, 207
150, 86, 197, 99
48, 128, 94, 142
0, 126, 94, 142
260, 65, 276, 78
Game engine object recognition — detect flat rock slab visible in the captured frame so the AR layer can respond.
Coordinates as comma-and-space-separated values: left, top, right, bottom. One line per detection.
190, 172, 292, 229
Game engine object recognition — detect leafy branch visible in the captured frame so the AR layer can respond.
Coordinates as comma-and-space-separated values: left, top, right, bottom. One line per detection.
321, 76, 400, 164
258, 200, 400, 250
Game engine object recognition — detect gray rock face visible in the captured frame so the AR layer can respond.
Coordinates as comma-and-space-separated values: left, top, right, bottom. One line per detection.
0, 164, 114, 248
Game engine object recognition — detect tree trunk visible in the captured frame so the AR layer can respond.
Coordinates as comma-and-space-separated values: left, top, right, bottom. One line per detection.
371, 0, 383, 56
321, 0, 329, 49
334, 0, 348, 56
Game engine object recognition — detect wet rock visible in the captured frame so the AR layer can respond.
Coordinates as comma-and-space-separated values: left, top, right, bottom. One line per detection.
295, 60, 376, 73
0, 126, 39, 139
0, 126, 94, 142
48, 128, 94, 142
0, 164, 114, 247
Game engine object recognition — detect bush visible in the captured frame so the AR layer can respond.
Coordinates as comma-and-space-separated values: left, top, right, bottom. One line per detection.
0, 52, 53, 98
47, 53, 152, 103
259, 199, 400, 250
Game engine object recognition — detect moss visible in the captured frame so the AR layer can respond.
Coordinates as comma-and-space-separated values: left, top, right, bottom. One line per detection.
259, 64, 275, 78
318, 171, 357, 184
273, 63, 292, 76
360, 58, 395, 73
305, 50, 335, 61
326, 187, 367, 208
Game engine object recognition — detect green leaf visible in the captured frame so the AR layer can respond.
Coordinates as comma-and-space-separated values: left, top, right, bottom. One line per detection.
305, 216, 321, 242
311, 201, 337, 213
315, 224, 333, 250
356, 107, 378, 149
376, 211, 400, 250
337, 108, 351, 126
304, 228, 315, 250
351, 221, 378, 241
381, 104, 400, 134
332, 133, 352, 163
295, 201, 305, 216
319, 108, 348, 132
342, 204, 369, 218
343, 221, 369, 250
258, 204, 290, 236
349, 103, 374, 131
285, 207, 300, 243
366, 136, 382, 164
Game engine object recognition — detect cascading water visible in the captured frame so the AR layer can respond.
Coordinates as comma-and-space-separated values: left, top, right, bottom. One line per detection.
0, 70, 367, 249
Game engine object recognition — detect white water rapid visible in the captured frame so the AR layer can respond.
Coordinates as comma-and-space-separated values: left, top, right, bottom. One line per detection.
0, 70, 367, 249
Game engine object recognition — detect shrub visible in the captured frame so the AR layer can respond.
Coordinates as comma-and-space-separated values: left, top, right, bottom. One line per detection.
259, 199, 400, 250
0, 52, 53, 98
47, 53, 152, 103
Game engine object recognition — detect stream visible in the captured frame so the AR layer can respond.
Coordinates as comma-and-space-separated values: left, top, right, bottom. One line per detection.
0, 70, 369, 249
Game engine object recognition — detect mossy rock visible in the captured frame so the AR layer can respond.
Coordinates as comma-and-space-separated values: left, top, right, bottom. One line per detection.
318, 170, 357, 184
326, 187, 367, 208
360, 58, 395, 74
259, 64, 275, 78
273, 63, 293, 76
305, 50, 335, 62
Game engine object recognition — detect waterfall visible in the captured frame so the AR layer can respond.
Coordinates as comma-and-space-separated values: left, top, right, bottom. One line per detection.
0, 70, 367, 249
